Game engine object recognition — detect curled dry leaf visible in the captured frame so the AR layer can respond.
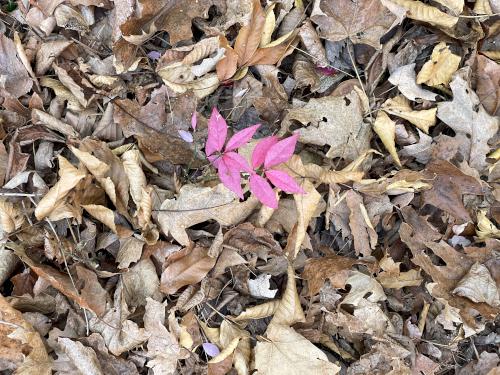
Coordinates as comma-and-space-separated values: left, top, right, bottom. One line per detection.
372, 111, 401, 167
82, 204, 133, 238
157, 184, 259, 246
376, 254, 423, 289
122, 149, 147, 206
341, 271, 387, 306
346, 190, 377, 257
160, 246, 216, 294
58, 338, 103, 375
452, 262, 499, 307
475, 55, 500, 116
416, 42, 461, 87
35, 156, 86, 220
0, 294, 52, 374
302, 254, 376, 295
0, 33, 32, 98
0, 199, 24, 235
385, 0, 459, 29
382, 95, 437, 133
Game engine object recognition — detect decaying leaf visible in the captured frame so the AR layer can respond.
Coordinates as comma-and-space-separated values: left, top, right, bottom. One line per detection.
372, 111, 401, 166
346, 190, 377, 257
388, 63, 437, 101
385, 0, 459, 29
416, 42, 461, 87
376, 254, 423, 288
382, 95, 437, 133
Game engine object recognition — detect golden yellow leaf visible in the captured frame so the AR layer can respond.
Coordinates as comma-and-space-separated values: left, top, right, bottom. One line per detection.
474, 0, 492, 14
122, 149, 147, 206
35, 156, 86, 220
260, 4, 276, 47
476, 210, 500, 240
383, 95, 437, 133
160, 72, 219, 99
416, 42, 461, 87
82, 204, 132, 238
208, 337, 240, 364
373, 111, 401, 167
387, 0, 458, 28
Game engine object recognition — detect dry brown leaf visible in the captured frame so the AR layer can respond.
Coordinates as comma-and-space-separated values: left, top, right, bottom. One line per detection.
0, 294, 52, 374
0, 200, 24, 235
302, 254, 376, 295
35, 39, 72, 76
283, 89, 371, 160
388, 63, 437, 101
311, 0, 397, 49
82, 204, 133, 238
341, 271, 386, 306
32, 109, 79, 138
452, 262, 499, 307
0, 34, 32, 98
58, 338, 103, 375
476, 55, 500, 116
346, 190, 377, 257
373, 111, 401, 167
121, 149, 147, 206
382, 95, 437, 133
224, 222, 282, 258
293, 56, 320, 90
116, 237, 145, 269
253, 324, 340, 375
437, 74, 499, 172
292, 180, 321, 258
298, 20, 328, 67
35, 156, 86, 220
416, 42, 461, 87
234, 0, 266, 66
376, 254, 423, 289
122, 259, 161, 308
160, 246, 216, 295
476, 210, 500, 240
157, 184, 258, 246
385, 0, 459, 29
270, 263, 306, 326
433, 0, 464, 14
75, 265, 108, 317
422, 159, 483, 222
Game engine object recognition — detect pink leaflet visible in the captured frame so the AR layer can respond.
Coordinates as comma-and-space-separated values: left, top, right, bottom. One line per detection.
251, 136, 279, 169
225, 124, 260, 152
223, 151, 252, 173
265, 170, 304, 194
264, 133, 299, 168
191, 112, 197, 130
205, 107, 227, 156
249, 173, 278, 209
218, 159, 243, 199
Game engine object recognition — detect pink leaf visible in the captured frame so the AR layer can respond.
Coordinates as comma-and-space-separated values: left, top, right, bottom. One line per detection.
178, 129, 193, 143
249, 174, 278, 209
251, 136, 279, 169
265, 170, 305, 194
225, 124, 260, 152
191, 112, 197, 130
208, 154, 221, 168
205, 107, 227, 157
218, 159, 243, 199
223, 152, 251, 173
264, 133, 299, 168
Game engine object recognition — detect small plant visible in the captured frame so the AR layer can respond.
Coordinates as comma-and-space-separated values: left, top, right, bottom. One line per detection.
204, 108, 304, 208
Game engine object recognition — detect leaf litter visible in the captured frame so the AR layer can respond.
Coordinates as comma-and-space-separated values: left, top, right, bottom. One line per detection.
0, 0, 499, 374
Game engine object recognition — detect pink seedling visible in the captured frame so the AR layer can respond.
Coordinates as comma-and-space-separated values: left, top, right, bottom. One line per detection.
205, 107, 259, 198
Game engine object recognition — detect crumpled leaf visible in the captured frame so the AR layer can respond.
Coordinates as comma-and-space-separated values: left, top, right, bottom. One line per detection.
384, 0, 458, 29
58, 338, 103, 375
0, 34, 32, 98
157, 184, 258, 246
0, 294, 52, 374
160, 246, 216, 294
253, 324, 340, 375
416, 42, 461, 87
116, 237, 144, 269
302, 254, 376, 295
476, 210, 500, 240
372, 111, 401, 167
121, 149, 147, 206
376, 254, 423, 289
476, 55, 500, 116
341, 271, 387, 306
122, 259, 161, 308
422, 160, 483, 222
346, 190, 377, 257
82, 204, 133, 238
452, 262, 499, 307
248, 273, 277, 299
35, 156, 86, 220
437, 74, 499, 172
283, 88, 371, 160
382, 95, 437, 133
311, 0, 397, 49
388, 63, 437, 101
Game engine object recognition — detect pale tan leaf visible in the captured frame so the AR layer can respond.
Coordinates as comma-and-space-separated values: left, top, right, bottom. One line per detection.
383, 95, 437, 133
433, 0, 464, 14
388, 63, 437, 101
160, 246, 216, 294
292, 180, 321, 258
35, 39, 72, 76
0, 200, 24, 234
476, 210, 500, 240
270, 263, 305, 326
82, 204, 132, 238
122, 259, 161, 308
386, 0, 459, 28
254, 324, 340, 375
248, 273, 277, 299
260, 4, 276, 47
346, 190, 377, 257
157, 184, 258, 246
40, 77, 82, 110
453, 262, 499, 307
293, 56, 320, 90
58, 338, 103, 375
117, 237, 145, 269
159, 72, 219, 99
122, 149, 147, 206
341, 271, 386, 306
0, 295, 52, 375
416, 42, 461, 87
181, 37, 220, 66
69, 145, 110, 178
372, 111, 401, 167
376, 254, 423, 288
32, 109, 79, 137
0, 33, 32, 98
35, 156, 86, 220
298, 20, 328, 67
233, 300, 280, 321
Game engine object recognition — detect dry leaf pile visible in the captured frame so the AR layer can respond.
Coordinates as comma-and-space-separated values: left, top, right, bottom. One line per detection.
0, 0, 499, 374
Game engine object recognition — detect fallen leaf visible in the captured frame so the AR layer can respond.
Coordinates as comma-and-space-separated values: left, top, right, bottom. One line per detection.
422, 160, 483, 222
476, 55, 500, 116
0, 294, 52, 374
0, 34, 32, 98
82, 204, 133, 238
122, 259, 161, 308
388, 63, 437, 101
385, 0, 458, 29
416, 42, 461, 87
160, 246, 216, 294
302, 254, 376, 295
157, 184, 258, 246
376, 254, 423, 289
383, 95, 437, 133
373, 111, 401, 167
437, 74, 499, 172
58, 338, 103, 375
116, 237, 144, 269
452, 262, 499, 307
341, 271, 386, 306
311, 0, 397, 49
253, 324, 340, 375
346, 190, 377, 257
283, 89, 371, 160
248, 273, 277, 299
